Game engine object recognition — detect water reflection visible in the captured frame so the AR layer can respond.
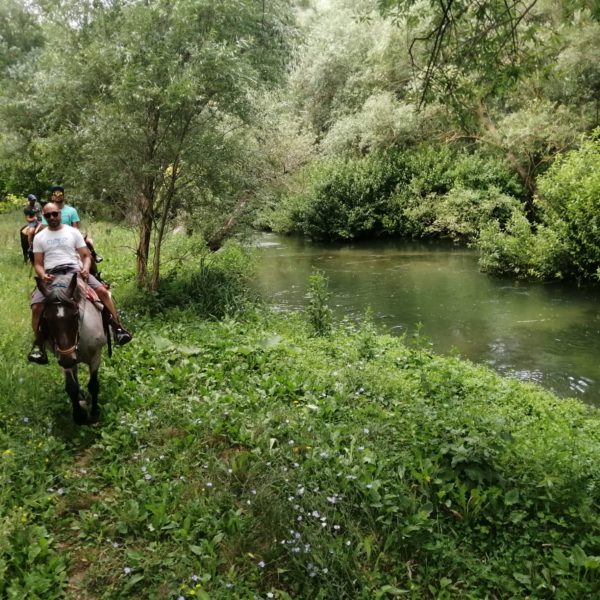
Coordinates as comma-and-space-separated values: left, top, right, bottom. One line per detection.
252, 233, 600, 405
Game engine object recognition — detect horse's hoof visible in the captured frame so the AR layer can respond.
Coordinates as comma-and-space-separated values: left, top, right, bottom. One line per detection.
89, 408, 101, 425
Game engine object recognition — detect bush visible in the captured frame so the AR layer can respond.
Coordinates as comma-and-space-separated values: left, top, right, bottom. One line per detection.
290, 150, 410, 241
305, 269, 333, 336
478, 132, 600, 281
270, 145, 526, 243
478, 208, 568, 279
537, 132, 600, 279
122, 242, 257, 318
426, 187, 523, 241
0, 194, 23, 215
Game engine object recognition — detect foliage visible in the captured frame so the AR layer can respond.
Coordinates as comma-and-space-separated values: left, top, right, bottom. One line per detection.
377, 0, 544, 109
537, 133, 600, 279
477, 208, 568, 279
123, 240, 258, 319
2, 215, 600, 597
0, 0, 295, 288
479, 132, 600, 280
0, 195, 23, 215
305, 269, 333, 336
269, 145, 524, 243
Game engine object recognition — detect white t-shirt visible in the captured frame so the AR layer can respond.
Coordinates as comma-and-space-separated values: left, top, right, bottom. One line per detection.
32, 225, 87, 271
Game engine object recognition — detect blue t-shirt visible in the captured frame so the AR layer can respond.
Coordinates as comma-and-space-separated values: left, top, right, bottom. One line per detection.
41, 204, 80, 226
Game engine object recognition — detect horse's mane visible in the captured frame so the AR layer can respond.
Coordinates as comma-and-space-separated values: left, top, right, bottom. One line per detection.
44, 274, 81, 305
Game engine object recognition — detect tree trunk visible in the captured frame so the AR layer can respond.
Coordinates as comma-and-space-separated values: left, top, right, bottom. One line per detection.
136, 106, 161, 287
136, 192, 154, 287
206, 194, 249, 252
149, 186, 174, 292
475, 101, 538, 219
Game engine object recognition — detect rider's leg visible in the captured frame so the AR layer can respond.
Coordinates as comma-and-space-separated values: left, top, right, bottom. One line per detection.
94, 286, 132, 345
28, 302, 48, 364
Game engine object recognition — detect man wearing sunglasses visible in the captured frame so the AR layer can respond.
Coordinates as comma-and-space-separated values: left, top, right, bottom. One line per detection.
28, 203, 131, 364
42, 185, 103, 263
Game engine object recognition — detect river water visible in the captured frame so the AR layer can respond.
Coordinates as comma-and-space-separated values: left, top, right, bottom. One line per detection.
252, 233, 600, 406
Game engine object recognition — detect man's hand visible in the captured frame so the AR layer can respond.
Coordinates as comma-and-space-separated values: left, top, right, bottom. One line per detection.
79, 267, 89, 281
42, 272, 55, 284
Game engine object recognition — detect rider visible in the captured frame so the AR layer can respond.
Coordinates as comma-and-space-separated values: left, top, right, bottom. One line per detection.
23, 206, 43, 252
24, 194, 43, 221
42, 185, 103, 263
28, 202, 132, 364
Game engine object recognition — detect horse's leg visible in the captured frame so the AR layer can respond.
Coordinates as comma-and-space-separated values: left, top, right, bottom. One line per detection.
88, 369, 100, 424
20, 232, 29, 263
65, 367, 88, 425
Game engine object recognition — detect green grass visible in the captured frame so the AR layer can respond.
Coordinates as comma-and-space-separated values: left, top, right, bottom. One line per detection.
2, 211, 600, 598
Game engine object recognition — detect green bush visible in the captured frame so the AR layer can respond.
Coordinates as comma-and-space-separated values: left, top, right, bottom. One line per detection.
0, 195, 23, 215
478, 208, 568, 279
305, 269, 333, 336
122, 242, 257, 318
479, 132, 600, 281
537, 132, 600, 279
290, 150, 410, 240
270, 145, 525, 243
425, 187, 523, 241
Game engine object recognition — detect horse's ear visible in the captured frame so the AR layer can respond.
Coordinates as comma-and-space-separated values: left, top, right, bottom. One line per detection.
67, 273, 78, 299
35, 277, 48, 297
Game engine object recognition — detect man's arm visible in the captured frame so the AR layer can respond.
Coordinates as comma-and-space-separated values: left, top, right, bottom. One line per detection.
71, 207, 81, 229
33, 252, 51, 282
77, 246, 92, 279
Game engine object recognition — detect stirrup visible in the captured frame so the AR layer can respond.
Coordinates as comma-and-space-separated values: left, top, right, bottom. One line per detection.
28, 345, 48, 365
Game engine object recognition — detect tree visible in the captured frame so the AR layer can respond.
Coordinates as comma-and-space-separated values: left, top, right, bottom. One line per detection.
376, 0, 600, 211
2, 0, 294, 289
0, 0, 46, 196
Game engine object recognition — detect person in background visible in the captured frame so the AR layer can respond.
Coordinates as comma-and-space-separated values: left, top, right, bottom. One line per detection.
23, 206, 42, 253
42, 185, 103, 263
24, 193, 42, 221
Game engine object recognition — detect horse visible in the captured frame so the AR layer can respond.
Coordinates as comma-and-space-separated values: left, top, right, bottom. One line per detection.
36, 273, 108, 425
20, 224, 34, 263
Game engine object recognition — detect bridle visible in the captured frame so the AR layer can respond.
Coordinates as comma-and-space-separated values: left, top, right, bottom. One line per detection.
45, 295, 86, 359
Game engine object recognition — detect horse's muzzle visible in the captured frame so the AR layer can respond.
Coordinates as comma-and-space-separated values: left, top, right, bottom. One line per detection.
58, 354, 77, 368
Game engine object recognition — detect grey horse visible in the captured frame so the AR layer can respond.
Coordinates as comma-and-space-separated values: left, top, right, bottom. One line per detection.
36, 273, 108, 424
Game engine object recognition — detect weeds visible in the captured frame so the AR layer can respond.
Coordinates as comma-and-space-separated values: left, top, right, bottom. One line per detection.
1, 212, 600, 598
305, 268, 333, 336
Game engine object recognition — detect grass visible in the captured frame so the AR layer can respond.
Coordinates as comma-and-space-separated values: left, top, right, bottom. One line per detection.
2, 211, 600, 598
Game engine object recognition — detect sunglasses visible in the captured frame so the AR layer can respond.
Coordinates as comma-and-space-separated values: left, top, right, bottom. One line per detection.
43, 211, 60, 218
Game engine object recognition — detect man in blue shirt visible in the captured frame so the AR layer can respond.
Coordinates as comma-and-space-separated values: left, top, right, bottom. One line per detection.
42, 186, 103, 262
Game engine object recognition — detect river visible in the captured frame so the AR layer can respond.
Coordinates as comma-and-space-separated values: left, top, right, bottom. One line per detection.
252, 233, 600, 406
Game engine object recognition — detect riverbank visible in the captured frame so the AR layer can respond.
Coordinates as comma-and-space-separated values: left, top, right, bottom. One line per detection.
2, 215, 600, 598
252, 232, 600, 405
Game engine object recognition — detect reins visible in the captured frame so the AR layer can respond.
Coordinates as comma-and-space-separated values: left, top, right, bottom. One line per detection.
44, 281, 87, 359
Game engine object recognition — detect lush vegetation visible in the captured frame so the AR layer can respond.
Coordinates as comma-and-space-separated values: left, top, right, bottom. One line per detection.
2, 2, 600, 596
3, 0, 600, 284
2, 213, 600, 598
260, 145, 524, 243
254, 0, 600, 281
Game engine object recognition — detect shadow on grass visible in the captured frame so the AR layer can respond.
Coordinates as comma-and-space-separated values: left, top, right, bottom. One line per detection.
0, 340, 103, 452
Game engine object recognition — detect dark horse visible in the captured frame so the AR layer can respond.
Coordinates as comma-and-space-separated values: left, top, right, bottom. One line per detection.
20, 224, 34, 263
37, 273, 107, 424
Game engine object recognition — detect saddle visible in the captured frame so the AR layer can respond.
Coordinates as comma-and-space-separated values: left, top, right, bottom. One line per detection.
41, 269, 113, 358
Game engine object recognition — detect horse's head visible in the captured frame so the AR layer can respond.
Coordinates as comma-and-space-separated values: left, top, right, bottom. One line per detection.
36, 273, 81, 368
